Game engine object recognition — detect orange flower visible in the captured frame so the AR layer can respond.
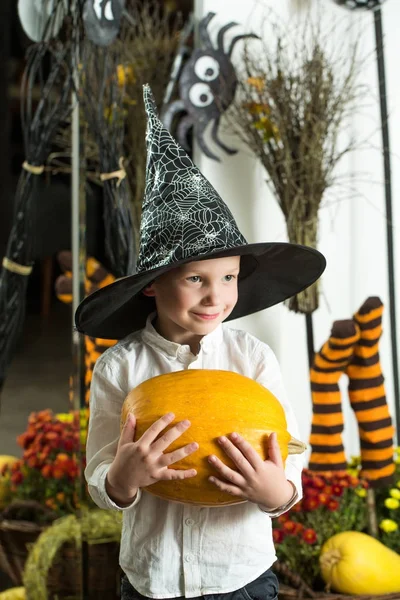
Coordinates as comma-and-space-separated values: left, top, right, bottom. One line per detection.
272, 529, 286, 544
52, 467, 65, 480
318, 493, 330, 505
277, 514, 289, 524
283, 520, 297, 534
56, 453, 70, 463
41, 464, 52, 478
56, 492, 65, 502
11, 471, 23, 485
302, 528, 317, 545
303, 496, 320, 511
327, 499, 340, 512
45, 498, 56, 510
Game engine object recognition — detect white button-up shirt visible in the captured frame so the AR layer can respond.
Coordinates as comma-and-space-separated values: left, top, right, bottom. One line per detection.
85, 315, 303, 599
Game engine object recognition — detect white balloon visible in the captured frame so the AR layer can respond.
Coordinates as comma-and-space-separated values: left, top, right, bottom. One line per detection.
18, 0, 66, 42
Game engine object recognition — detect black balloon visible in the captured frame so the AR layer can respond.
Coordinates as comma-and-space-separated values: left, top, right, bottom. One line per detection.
83, 0, 125, 47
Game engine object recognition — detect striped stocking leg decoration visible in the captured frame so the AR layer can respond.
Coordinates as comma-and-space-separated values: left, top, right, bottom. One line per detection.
346, 297, 395, 486
309, 320, 360, 473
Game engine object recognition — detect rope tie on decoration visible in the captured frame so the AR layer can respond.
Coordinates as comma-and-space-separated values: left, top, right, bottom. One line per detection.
100, 157, 126, 187
22, 161, 45, 175
2, 257, 33, 276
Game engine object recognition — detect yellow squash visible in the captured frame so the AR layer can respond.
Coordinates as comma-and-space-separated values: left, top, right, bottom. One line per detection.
320, 531, 400, 595
0, 588, 25, 600
121, 369, 305, 506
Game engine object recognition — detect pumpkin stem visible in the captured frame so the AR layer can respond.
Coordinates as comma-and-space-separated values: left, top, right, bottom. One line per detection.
288, 436, 307, 455
320, 548, 341, 570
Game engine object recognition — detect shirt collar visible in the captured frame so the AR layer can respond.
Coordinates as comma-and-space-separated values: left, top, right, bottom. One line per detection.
141, 312, 223, 358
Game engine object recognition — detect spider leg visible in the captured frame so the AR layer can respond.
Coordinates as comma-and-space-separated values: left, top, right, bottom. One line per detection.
199, 12, 216, 49
195, 121, 221, 162
161, 99, 186, 133
227, 33, 260, 58
216, 22, 239, 53
176, 115, 194, 152
211, 118, 237, 156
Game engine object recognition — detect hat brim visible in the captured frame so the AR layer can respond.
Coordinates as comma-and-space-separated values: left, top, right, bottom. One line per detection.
75, 242, 326, 339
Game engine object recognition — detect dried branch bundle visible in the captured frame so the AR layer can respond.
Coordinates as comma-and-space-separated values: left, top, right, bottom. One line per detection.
119, 1, 181, 240
227, 13, 362, 313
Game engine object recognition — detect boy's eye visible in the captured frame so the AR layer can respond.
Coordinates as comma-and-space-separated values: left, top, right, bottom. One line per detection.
224, 275, 235, 282
187, 276, 201, 283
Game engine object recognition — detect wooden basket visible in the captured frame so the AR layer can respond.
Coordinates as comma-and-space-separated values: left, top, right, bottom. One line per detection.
45, 540, 122, 600
0, 501, 57, 586
0, 518, 45, 586
275, 561, 400, 600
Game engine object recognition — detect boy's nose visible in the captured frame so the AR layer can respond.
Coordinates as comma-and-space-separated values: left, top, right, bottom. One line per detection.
202, 285, 221, 306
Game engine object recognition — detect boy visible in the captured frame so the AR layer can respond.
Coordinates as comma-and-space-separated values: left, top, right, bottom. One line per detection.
75, 85, 326, 600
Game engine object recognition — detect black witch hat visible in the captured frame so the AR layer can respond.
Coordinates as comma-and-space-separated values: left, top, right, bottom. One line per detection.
75, 85, 326, 339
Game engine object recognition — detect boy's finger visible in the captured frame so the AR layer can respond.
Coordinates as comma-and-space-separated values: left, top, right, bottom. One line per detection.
159, 441, 199, 467
161, 467, 198, 481
151, 419, 193, 454
267, 432, 284, 469
119, 413, 136, 446
139, 412, 176, 445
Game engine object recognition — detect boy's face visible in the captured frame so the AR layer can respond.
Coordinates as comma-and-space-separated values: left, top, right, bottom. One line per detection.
143, 255, 240, 345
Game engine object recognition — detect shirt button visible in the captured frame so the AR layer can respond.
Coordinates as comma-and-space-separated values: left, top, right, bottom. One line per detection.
185, 553, 194, 563
185, 518, 194, 526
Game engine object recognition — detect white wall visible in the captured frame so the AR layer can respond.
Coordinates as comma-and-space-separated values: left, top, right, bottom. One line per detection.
194, 0, 400, 458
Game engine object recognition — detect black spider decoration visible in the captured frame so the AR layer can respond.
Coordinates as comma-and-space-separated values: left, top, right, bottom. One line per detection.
161, 12, 258, 162
333, 0, 386, 9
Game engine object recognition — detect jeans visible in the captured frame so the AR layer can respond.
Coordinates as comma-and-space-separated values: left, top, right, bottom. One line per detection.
121, 569, 279, 600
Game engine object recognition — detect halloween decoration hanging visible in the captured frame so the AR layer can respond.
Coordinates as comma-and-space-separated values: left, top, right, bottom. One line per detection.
83, 0, 125, 47
18, 0, 67, 42
81, 39, 136, 277
333, 0, 386, 9
0, 41, 73, 391
162, 12, 258, 161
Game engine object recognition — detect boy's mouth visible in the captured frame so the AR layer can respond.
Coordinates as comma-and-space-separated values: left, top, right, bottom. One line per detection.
192, 312, 220, 320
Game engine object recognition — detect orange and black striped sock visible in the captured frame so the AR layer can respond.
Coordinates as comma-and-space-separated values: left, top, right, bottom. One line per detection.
308, 320, 360, 473
347, 297, 395, 486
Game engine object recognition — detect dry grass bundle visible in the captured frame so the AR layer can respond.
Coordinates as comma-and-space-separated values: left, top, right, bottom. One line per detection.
227, 12, 362, 313
119, 1, 181, 240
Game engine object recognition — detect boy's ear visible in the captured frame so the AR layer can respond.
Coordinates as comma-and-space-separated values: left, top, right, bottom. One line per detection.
142, 283, 156, 297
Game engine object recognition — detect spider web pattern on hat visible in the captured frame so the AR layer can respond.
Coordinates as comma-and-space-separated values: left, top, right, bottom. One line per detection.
136, 85, 247, 274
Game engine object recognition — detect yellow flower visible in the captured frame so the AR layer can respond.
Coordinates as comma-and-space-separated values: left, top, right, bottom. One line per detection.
56, 412, 73, 423
380, 519, 398, 533
347, 468, 359, 477
390, 488, 400, 499
355, 488, 367, 498
395, 455, 400, 465
117, 65, 135, 87
384, 497, 400, 510
247, 76, 265, 91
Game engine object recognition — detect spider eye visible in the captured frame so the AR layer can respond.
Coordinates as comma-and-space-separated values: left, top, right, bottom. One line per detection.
194, 56, 220, 82
188, 83, 214, 108
93, 0, 114, 21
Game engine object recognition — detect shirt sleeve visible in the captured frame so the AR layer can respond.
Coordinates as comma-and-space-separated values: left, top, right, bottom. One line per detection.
84, 352, 142, 511
252, 342, 304, 517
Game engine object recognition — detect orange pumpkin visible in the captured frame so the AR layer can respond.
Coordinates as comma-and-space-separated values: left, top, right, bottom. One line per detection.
121, 370, 305, 506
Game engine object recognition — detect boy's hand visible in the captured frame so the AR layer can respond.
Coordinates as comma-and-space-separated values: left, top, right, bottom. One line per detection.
106, 412, 198, 506
208, 432, 294, 510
